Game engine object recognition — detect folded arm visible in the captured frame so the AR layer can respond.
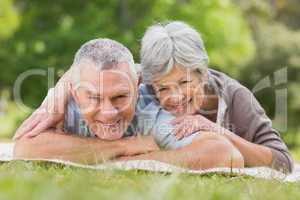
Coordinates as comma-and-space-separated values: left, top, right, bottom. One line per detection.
135, 98, 244, 170
118, 132, 244, 170
229, 87, 293, 173
14, 130, 159, 164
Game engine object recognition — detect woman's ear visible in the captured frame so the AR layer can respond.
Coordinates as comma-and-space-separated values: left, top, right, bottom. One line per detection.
203, 69, 209, 82
198, 68, 209, 83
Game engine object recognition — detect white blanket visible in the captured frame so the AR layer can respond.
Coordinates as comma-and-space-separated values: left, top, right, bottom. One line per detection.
1, 143, 299, 182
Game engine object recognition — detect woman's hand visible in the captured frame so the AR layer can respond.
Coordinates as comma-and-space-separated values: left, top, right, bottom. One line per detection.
13, 69, 72, 140
13, 87, 69, 140
171, 114, 225, 140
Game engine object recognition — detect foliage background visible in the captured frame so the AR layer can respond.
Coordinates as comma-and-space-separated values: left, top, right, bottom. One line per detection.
0, 0, 299, 149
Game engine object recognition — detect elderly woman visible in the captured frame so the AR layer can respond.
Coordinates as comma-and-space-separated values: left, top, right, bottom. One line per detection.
138, 21, 293, 172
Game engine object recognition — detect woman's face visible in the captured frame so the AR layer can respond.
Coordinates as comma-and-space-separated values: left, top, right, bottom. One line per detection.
152, 64, 205, 116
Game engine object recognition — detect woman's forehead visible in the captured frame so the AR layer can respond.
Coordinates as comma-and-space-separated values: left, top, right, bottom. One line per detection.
154, 65, 197, 85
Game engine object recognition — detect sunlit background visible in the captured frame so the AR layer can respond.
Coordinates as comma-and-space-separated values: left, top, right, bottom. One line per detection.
0, 0, 299, 159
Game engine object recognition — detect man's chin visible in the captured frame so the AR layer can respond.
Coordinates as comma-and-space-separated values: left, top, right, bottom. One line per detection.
95, 131, 124, 141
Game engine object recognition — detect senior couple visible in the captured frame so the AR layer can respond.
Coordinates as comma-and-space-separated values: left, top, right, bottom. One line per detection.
13, 21, 293, 172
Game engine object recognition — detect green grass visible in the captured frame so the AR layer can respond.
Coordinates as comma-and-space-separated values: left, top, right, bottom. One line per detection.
0, 161, 299, 200
291, 148, 300, 163
0, 101, 31, 139
1, 100, 299, 200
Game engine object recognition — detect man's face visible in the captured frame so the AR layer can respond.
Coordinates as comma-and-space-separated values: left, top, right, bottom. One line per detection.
71, 61, 138, 140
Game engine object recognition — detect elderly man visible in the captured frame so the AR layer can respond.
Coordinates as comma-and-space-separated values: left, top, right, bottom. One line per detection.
14, 38, 244, 170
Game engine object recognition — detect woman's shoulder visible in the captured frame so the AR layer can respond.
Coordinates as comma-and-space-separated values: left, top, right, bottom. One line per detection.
208, 68, 249, 104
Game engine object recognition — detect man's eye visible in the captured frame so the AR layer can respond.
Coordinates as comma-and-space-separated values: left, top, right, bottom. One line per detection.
89, 96, 100, 101
158, 88, 168, 92
112, 95, 127, 101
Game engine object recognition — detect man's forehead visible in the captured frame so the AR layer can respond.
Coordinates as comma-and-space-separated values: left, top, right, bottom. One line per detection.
78, 61, 133, 79
78, 60, 130, 72
79, 72, 134, 95
86, 86, 131, 95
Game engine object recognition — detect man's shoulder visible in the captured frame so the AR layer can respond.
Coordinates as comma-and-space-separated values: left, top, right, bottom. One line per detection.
63, 98, 93, 137
138, 84, 157, 108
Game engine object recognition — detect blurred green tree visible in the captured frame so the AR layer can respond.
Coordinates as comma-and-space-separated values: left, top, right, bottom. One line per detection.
235, 0, 300, 146
0, 0, 19, 40
0, 0, 255, 108
3, 0, 300, 146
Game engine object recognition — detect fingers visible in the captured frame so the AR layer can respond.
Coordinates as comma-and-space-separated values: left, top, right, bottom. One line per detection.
24, 119, 53, 139
13, 106, 49, 140
173, 123, 185, 140
171, 115, 187, 125
171, 114, 203, 125
172, 114, 221, 141
173, 118, 206, 140
174, 124, 197, 140
13, 113, 40, 140
13, 85, 68, 140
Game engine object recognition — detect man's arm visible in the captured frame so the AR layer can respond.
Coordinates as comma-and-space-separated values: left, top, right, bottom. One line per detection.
14, 130, 159, 164
118, 132, 244, 170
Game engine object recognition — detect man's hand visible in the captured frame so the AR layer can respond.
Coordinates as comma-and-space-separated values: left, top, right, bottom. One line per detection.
121, 135, 160, 156
171, 114, 226, 140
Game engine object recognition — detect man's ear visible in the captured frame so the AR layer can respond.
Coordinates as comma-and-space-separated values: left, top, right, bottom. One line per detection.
137, 73, 142, 86
135, 63, 142, 86
69, 82, 78, 102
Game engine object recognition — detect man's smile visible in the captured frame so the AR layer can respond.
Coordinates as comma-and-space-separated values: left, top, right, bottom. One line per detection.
99, 119, 122, 129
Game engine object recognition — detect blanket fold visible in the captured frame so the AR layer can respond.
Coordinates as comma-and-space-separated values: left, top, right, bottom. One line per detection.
1, 143, 299, 182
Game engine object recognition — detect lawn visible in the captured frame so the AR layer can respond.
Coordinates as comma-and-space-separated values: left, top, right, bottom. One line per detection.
1, 102, 299, 200
0, 161, 299, 200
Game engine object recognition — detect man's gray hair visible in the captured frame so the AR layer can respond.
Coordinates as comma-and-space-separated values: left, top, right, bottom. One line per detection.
140, 21, 209, 84
72, 38, 137, 83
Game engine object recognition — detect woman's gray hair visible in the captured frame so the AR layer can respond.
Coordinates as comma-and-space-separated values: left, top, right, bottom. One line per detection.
72, 38, 137, 84
141, 21, 209, 84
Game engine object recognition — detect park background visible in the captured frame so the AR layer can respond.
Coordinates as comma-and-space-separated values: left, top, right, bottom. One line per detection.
0, 0, 299, 159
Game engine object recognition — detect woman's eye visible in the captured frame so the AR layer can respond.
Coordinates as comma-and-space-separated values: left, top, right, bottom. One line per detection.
180, 80, 192, 85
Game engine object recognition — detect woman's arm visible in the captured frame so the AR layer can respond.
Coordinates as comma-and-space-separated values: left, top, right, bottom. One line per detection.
118, 132, 244, 170
168, 86, 293, 173
228, 86, 293, 173
222, 131, 273, 167
13, 69, 72, 140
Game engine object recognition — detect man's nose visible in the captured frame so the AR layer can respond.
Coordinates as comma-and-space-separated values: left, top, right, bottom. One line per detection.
95, 99, 119, 123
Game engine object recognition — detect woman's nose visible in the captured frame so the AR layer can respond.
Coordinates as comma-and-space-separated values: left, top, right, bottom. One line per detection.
169, 94, 185, 104
169, 87, 185, 104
